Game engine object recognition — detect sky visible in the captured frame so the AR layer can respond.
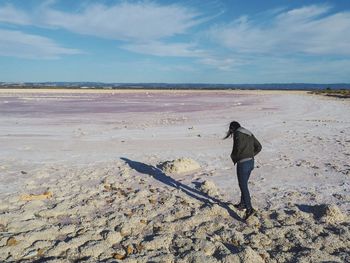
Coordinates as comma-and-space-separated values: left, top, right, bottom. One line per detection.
0, 0, 350, 83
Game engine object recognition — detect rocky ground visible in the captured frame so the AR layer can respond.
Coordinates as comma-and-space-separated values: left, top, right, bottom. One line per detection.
0, 158, 349, 263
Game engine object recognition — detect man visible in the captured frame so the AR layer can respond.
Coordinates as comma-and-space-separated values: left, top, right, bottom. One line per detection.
224, 121, 262, 220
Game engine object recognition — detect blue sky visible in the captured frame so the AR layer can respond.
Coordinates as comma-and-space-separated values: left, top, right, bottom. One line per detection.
0, 0, 350, 83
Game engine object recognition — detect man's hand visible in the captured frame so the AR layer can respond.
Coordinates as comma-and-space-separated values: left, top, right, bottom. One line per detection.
230, 153, 237, 164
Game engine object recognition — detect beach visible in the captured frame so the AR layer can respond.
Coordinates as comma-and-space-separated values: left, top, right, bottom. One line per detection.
0, 89, 349, 262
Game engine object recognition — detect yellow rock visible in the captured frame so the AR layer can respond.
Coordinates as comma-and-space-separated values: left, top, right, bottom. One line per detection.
6, 237, 18, 246
125, 211, 134, 218
113, 253, 126, 260
104, 184, 112, 191
148, 198, 157, 204
231, 240, 240, 246
259, 252, 269, 261
37, 248, 45, 256
126, 245, 133, 255
20, 191, 53, 201
140, 219, 147, 224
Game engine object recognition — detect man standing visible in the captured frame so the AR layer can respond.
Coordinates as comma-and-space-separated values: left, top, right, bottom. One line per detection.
224, 121, 262, 220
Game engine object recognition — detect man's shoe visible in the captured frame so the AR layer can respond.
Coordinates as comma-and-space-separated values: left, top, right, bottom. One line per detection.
244, 208, 256, 221
233, 203, 246, 210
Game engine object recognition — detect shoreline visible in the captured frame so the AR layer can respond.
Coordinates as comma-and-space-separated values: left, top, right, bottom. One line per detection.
0, 88, 309, 95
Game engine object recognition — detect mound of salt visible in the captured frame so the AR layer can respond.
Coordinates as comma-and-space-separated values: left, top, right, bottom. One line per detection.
318, 204, 346, 223
159, 158, 200, 174
198, 180, 219, 196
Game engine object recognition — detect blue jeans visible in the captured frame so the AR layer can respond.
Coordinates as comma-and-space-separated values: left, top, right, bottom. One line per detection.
236, 159, 254, 209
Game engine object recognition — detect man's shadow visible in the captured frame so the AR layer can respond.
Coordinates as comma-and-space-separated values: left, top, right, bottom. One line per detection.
120, 157, 242, 221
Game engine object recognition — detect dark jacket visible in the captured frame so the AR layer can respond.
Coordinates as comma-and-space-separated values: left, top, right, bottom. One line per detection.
230, 127, 262, 164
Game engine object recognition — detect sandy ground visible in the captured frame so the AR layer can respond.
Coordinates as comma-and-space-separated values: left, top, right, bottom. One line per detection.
0, 89, 349, 262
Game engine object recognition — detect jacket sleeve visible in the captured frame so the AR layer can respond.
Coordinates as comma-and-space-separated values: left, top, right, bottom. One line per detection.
230, 133, 240, 164
253, 135, 262, 156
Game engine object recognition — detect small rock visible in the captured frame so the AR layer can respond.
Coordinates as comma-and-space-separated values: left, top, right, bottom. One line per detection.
245, 212, 260, 227
250, 233, 271, 248
222, 254, 240, 263
20, 191, 53, 201
0, 223, 6, 232
184, 250, 218, 262
22, 249, 39, 259
37, 248, 45, 256
332, 193, 344, 200
135, 243, 144, 253
238, 246, 264, 263
112, 244, 126, 260
105, 231, 123, 245
194, 239, 217, 256
113, 252, 126, 260
207, 204, 230, 218
59, 224, 76, 235
126, 244, 134, 255
142, 234, 172, 251
6, 237, 18, 246
198, 180, 219, 196
119, 166, 130, 178
213, 242, 232, 259
231, 231, 245, 246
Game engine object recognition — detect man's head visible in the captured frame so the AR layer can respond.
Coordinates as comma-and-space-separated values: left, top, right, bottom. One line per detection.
224, 121, 241, 139
229, 121, 241, 133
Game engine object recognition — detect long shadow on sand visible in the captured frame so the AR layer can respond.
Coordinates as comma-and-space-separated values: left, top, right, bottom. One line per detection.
296, 204, 330, 220
121, 157, 242, 221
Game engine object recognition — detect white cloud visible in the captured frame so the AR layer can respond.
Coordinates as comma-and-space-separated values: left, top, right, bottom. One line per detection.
0, 29, 81, 59
199, 57, 237, 71
207, 5, 350, 56
122, 41, 206, 57
0, 2, 207, 42
0, 4, 31, 25
275, 4, 330, 23
0, 1, 210, 59
218, 55, 350, 83
40, 2, 202, 41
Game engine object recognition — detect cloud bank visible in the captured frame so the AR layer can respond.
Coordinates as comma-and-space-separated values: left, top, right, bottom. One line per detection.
0, 3, 32, 25
207, 5, 350, 56
0, 1, 206, 59
41, 2, 202, 41
0, 29, 80, 59
0, 1, 349, 80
